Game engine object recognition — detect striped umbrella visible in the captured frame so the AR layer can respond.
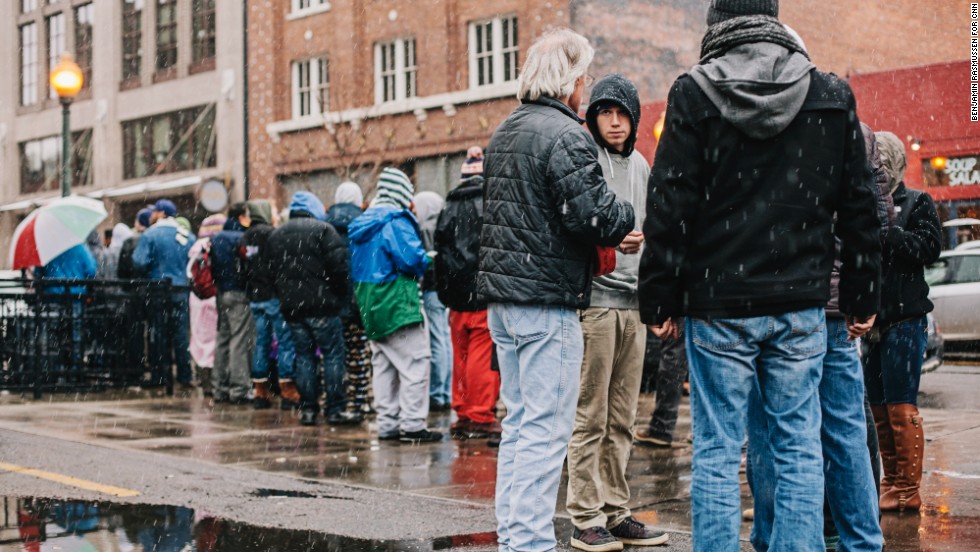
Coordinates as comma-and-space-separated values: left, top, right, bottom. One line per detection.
9, 196, 108, 269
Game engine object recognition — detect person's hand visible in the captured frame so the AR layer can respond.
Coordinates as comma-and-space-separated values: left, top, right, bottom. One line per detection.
618, 231, 645, 255
649, 318, 678, 340
845, 314, 876, 340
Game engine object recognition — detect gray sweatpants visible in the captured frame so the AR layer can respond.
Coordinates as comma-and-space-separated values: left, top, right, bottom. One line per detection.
370, 323, 432, 435
213, 290, 254, 401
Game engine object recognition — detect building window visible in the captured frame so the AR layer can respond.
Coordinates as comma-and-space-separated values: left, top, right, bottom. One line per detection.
156, 0, 178, 71
291, 58, 329, 118
192, 0, 216, 64
121, 0, 143, 80
122, 105, 217, 180
290, 0, 329, 14
74, 3, 94, 90
21, 0, 38, 14
47, 12, 65, 99
374, 38, 416, 104
19, 131, 93, 195
468, 15, 518, 88
20, 23, 38, 106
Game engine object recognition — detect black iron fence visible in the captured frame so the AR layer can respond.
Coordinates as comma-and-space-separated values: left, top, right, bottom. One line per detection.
0, 278, 188, 398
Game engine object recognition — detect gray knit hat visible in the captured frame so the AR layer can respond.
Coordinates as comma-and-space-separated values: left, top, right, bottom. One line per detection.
373, 167, 415, 210
707, 0, 779, 25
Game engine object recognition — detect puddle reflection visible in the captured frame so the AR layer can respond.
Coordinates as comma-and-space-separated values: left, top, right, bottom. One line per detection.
0, 496, 496, 551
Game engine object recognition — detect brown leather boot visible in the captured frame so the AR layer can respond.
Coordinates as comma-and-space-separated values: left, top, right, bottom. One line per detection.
880, 403, 924, 512
279, 380, 301, 411
253, 381, 272, 409
871, 404, 897, 495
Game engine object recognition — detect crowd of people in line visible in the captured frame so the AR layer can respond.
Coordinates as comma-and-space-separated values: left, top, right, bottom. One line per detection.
37, 1, 945, 551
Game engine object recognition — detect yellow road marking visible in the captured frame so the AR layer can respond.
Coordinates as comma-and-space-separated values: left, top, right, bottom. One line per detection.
0, 461, 140, 497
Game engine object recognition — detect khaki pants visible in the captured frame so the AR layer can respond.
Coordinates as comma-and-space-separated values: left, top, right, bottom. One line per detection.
566, 307, 645, 530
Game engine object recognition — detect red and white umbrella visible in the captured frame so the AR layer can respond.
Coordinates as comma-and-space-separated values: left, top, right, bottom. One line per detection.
9, 196, 108, 269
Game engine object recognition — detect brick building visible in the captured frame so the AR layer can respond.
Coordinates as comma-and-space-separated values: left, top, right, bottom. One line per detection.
0, 0, 246, 265
247, 0, 969, 206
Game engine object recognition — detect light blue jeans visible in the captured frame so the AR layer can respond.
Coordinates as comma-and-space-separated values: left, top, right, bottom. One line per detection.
749, 317, 882, 552
488, 303, 583, 552
250, 299, 295, 381
423, 291, 453, 406
686, 309, 826, 552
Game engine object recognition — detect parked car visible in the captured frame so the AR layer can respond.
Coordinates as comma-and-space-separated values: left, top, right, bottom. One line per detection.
923, 313, 944, 373
925, 250, 980, 351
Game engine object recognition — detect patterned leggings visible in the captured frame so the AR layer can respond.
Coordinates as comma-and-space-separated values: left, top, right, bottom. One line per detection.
344, 317, 373, 413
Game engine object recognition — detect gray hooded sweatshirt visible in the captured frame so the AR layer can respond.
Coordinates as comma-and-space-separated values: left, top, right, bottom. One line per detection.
689, 42, 815, 140
586, 74, 650, 310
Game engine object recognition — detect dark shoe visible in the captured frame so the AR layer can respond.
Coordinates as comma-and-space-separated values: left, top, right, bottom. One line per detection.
327, 411, 364, 425
608, 516, 669, 546
571, 526, 623, 552
399, 429, 443, 443
450, 418, 472, 439
299, 409, 318, 426
378, 432, 401, 441
429, 400, 451, 412
487, 432, 501, 448
253, 397, 272, 410
633, 427, 672, 448
464, 422, 494, 439
824, 533, 840, 551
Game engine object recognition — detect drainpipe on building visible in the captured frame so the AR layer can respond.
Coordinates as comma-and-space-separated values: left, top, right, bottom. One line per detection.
242, 0, 250, 199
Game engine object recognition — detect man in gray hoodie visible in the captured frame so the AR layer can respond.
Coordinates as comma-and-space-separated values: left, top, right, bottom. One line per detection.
565, 74, 668, 552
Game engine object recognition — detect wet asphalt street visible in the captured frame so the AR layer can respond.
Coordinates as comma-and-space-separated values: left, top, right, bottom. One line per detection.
0, 363, 978, 551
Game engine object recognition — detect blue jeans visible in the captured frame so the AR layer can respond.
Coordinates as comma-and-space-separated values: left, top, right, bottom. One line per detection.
150, 292, 192, 385
863, 316, 927, 405
686, 309, 826, 552
488, 303, 583, 552
749, 317, 882, 552
423, 291, 453, 406
250, 299, 296, 381
288, 316, 346, 414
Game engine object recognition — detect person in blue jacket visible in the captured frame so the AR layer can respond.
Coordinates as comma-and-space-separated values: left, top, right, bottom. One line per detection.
133, 198, 197, 388
41, 243, 98, 371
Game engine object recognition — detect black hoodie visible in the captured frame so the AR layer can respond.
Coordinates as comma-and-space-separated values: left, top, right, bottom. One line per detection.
586, 73, 641, 157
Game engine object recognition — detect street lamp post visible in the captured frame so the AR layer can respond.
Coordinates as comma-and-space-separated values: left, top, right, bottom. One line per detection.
49, 53, 84, 197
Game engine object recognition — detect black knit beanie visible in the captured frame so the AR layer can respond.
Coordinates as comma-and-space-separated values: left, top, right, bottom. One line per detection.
707, 0, 779, 25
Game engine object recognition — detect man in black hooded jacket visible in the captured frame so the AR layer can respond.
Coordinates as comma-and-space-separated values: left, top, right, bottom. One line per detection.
638, 1, 881, 550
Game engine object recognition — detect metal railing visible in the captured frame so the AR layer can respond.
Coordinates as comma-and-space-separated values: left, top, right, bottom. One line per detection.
0, 278, 188, 398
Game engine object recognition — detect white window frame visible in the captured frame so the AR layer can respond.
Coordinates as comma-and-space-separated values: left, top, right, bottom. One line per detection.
291, 57, 329, 119
374, 38, 416, 105
47, 12, 66, 99
468, 15, 518, 89
288, 0, 330, 20
20, 22, 38, 106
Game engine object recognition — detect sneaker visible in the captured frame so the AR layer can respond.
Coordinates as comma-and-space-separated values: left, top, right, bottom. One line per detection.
253, 397, 272, 410
487, 432, 501, 448
450, 418, 473, 439
399, 429, 444, 443
299, 409, 318, 426
429, 400, 451, 412
824, 533, 840, 551
378, 432, 401, 441
327, 411, 364, 425
608, 516, 669, 546
633, 427, 671, 448
571, 526, 623, 552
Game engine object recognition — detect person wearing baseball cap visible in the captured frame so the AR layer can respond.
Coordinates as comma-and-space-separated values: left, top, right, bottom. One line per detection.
133, 197, 197, 389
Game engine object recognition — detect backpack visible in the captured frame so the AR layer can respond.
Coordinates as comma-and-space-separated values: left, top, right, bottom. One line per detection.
190, 241, 217, 299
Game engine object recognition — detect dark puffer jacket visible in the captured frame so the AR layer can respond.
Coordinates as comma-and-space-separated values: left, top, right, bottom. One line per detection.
266, 212, 349, 321
324, 201, 363, 318
478, 97, 636, 308
435, 176, 485, 311
877, 183, 942, 326
210, 219, 247, 293
239, 208, 276, 303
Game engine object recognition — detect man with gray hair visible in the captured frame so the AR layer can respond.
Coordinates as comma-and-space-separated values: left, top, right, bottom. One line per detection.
478, 28, 635, 552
